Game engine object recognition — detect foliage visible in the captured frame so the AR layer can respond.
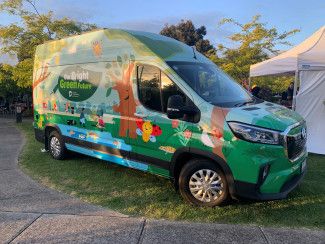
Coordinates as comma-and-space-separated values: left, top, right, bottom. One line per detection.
0, 0, 97, 88
11, 58, 33, 88
212, 15, 299, 82
0, 64, 15, 97
253, 76, 293, 94
160, 20, 215, 55
0, 63, 29, 98
158, 16, 299, 93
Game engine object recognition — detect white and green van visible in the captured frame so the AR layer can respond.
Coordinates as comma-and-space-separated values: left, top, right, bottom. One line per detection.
33, 29, 307, 207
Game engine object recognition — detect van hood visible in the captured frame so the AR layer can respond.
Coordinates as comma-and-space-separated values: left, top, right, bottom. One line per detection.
224, 102, 304, 132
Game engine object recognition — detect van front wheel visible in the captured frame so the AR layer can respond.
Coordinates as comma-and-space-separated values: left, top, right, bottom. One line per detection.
49, 131, 66, 160
178, 159, 228, 207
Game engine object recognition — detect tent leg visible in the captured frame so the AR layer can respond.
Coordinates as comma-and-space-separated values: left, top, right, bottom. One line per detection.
292, 70, 299, 110
248, 77, 251, 90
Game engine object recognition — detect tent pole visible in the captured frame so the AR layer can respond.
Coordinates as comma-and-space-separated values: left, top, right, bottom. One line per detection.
292, 70, 299, 110
248, 76, 251, 90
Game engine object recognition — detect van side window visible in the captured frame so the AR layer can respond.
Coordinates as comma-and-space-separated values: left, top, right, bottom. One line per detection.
161, 72, 186, 113
137, 64, 196, 122
137, 65, 162, 112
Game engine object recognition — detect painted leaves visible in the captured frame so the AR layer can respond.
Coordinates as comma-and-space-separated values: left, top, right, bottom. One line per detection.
104, 54, 135, 98
173, 120, 192, 146
106, 87, 112, 97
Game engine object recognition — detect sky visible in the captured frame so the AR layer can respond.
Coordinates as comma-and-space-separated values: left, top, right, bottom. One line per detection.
1, 0, 325, 63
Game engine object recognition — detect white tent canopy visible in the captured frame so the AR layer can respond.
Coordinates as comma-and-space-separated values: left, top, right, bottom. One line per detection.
250, 26, 325, 77
250, 26, 325, 155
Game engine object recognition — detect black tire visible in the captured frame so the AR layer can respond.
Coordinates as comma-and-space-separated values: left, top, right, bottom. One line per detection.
48, 130, 66, 160
178, 159, 229, 207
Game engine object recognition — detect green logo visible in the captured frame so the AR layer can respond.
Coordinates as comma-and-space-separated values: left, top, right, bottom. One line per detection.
53, 66, 101, 102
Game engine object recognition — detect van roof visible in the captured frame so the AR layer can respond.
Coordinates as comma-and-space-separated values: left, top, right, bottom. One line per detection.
35, 28, 208, 65
41, 28, 106, 45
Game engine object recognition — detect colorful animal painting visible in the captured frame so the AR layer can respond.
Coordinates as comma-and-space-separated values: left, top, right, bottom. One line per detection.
87, 131, 99, 140
136, 119, 162, 142
159, 146, 176, 154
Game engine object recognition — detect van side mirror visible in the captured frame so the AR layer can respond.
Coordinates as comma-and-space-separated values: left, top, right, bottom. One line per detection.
167, 95, 200, 121
167, 95, 184, 119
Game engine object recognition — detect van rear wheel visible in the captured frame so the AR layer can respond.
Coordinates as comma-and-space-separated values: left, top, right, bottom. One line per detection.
49, 131, 66, 160
178, 159, 228, 207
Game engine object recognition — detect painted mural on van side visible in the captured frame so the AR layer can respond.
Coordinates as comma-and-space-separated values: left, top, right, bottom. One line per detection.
32, 29, 226, 178
33, 29, 300, 182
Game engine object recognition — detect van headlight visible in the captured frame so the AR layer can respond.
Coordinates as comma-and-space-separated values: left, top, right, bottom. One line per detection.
228, 122, 281, 145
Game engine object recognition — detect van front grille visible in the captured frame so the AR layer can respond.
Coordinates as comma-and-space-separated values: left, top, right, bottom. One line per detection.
286, 125, 307, 161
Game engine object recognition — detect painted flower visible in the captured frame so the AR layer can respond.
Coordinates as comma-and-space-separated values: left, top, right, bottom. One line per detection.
211, 127, 222, 138
172, 120, 179, 128
183, 129, 192, 139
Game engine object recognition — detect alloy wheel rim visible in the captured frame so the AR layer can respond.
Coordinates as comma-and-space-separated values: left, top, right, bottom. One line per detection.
50, 137, 61, 157
189, 169, 223, 203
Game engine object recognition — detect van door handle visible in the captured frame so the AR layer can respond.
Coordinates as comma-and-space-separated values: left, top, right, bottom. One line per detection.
134, 113, 148, 118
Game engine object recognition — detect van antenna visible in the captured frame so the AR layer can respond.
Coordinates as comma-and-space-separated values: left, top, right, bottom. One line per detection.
192, 46, 197, 60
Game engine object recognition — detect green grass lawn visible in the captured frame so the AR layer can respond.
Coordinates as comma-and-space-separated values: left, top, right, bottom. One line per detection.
17, 121, 325, 229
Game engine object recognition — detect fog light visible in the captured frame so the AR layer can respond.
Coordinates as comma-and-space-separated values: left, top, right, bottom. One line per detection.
262, 164, 270, 181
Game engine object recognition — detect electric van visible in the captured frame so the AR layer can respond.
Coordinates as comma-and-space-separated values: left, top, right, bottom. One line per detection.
33, 29, 307, 206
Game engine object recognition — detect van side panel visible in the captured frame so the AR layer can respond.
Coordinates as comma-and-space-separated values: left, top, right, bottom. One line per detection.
33, 29, 225, 179
33, 30, 171, 177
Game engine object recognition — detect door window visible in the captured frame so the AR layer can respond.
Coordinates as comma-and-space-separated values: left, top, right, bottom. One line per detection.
137, 65, 186, 113
161, 72, 186, 113
137, 64, 197, 122
137, 65, 162, 112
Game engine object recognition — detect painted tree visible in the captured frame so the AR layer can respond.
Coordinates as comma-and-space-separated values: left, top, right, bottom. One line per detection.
210, 107, 229, 160
32, 64, 51, 89
108, 57, 138, 139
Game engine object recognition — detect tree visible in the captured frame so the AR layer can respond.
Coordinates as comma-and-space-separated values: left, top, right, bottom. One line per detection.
213, 15, 299, 82
253, 76, 293, 94
0, 64, 23, 98
0, 0, 97, 88
160, 20, 215, 55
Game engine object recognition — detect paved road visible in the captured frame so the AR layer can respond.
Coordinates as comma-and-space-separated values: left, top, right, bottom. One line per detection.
0, 118, 324, 244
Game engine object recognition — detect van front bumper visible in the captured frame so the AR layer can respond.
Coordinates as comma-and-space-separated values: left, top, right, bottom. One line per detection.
233, 165, 306, 201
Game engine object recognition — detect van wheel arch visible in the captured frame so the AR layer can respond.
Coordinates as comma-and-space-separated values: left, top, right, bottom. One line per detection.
44, 124, 62, 150
170, 148, 236, 198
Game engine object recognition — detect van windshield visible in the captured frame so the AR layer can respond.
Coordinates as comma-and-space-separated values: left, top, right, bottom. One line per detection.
167, 61, 254, 107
